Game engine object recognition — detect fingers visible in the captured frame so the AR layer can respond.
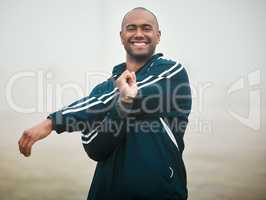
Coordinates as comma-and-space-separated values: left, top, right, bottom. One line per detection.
25, 140, 35, 157
122, 70, 132, 83
18, 133, 26, 154
116, 70, 138, 97
122, 70, 136, 84
18, 131, 35, 157
128, 72, 136, 85
131, 72, 136, 82
117, 70, 134, 86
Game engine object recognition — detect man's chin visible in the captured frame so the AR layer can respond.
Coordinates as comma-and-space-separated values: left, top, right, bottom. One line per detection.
129, 50, 154, 61
131, 53, 150, 62
125, 46, 155, 62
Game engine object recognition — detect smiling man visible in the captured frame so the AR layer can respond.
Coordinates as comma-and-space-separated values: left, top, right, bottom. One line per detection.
121, 7, 160, 68
18, 7, 192, 200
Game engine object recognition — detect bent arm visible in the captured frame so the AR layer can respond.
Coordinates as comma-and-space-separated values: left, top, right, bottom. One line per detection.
122, 66, 192, 119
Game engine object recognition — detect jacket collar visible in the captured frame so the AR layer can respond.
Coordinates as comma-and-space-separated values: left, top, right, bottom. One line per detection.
111, 53, 163, 77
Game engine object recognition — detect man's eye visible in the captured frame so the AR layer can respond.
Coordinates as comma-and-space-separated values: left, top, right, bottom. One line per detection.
127, 26, 136, 31
143, 26, 152, 31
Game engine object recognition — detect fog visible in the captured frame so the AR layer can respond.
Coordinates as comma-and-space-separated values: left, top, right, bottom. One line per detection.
0, 0, 265, 199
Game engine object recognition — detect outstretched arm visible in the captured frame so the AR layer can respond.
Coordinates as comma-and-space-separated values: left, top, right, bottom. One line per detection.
18, 70, 137, 158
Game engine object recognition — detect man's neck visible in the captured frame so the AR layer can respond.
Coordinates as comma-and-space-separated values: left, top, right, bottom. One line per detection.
126, 54, 151, 72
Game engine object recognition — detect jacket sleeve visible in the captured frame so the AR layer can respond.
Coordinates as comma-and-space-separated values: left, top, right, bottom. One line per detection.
47, 81, 128, 161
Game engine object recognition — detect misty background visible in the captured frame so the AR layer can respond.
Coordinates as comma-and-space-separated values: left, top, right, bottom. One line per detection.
0, 0, 265, 199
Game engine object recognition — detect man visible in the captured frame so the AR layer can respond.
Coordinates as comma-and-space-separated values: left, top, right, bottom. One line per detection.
18, 7, 192, 200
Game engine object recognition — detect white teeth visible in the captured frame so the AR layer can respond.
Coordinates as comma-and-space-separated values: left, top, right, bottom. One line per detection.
133, 42, 146, 46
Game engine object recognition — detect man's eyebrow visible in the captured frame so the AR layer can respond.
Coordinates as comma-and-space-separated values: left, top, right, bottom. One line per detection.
126, 24, 137, 28
125, 23, 154, 28
142, 24, 153, 27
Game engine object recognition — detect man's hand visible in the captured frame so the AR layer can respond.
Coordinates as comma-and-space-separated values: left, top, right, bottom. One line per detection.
116, 70, 138, 102
18, 119, 53, 157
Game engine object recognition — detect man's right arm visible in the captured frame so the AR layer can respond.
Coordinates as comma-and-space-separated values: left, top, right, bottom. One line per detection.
18, 81, 118, 157
18, 70, 137, 159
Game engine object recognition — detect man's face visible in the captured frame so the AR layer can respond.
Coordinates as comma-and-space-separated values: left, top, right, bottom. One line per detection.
120, 10, 161, 61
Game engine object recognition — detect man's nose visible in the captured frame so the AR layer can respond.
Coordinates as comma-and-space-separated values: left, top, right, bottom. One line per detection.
135, 28, 144, 37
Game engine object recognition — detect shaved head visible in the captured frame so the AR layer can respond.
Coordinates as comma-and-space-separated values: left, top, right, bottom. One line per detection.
120, 7, 161, 62
121, 7, 159, 30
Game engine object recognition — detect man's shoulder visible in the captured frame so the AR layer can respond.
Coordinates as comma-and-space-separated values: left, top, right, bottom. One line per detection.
111, 62, 126, 78
148, 55, 184, 77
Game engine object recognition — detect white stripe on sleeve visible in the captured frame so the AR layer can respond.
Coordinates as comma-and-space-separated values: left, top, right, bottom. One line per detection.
62, 63, 183, 115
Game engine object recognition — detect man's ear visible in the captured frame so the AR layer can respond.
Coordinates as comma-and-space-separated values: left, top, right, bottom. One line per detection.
120, 31, 124, 44
157, 30, 161, 43
158, 30, 161, 37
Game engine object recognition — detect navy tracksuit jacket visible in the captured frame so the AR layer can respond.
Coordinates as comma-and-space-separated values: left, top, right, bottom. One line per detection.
48, 53, 192, 200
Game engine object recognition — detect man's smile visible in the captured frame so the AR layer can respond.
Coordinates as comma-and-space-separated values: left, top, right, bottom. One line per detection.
130, 41, 150, 48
